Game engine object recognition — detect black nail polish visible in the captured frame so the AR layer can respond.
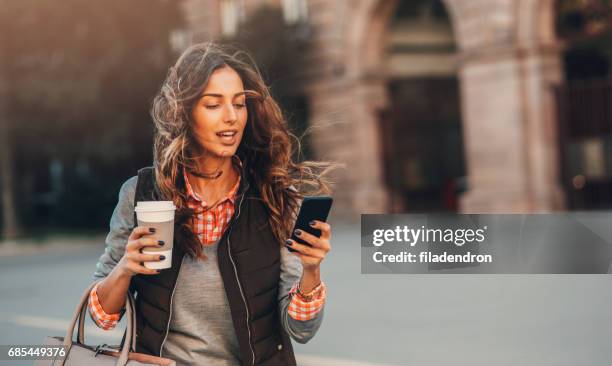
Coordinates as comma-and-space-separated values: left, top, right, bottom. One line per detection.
294, 229, 302, 236
158, 240, 165, 246
160, 255, 166, 260
285, 239, 293, 246
149, 227, 156, 233
309, 220, 316, 226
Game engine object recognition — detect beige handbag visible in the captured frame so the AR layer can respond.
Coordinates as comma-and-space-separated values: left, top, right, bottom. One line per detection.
35, 281, 175, 366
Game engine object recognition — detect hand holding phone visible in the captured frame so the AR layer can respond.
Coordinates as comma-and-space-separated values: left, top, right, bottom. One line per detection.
287, 196, 333, 252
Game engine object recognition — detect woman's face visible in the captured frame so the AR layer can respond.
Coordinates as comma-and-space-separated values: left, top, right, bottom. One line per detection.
191, 66, 247, 159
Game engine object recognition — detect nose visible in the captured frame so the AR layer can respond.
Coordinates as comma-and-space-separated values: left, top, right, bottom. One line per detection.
223, 103, 237, 124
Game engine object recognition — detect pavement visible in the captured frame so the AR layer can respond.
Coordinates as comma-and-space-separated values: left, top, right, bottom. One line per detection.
1, 225, 612, 365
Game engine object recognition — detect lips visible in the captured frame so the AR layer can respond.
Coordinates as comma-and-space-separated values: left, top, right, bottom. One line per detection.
216, 130, 238, 145
216, 130, 237, 137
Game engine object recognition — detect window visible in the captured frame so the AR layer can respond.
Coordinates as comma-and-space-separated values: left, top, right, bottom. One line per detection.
282, 0, 308, 25
220, 0, 242, 37
169, 29, 190, 53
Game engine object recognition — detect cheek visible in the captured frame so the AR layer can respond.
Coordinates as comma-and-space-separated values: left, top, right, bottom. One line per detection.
192, 109, 217, 134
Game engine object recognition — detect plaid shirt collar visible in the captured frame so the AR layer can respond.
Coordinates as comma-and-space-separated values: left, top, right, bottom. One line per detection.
182, 156, 242, 207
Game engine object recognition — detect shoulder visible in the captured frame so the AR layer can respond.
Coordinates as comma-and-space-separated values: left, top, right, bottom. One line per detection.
120, 175, 138, 196
120, 166, 155, 198
116, 175, 138, 209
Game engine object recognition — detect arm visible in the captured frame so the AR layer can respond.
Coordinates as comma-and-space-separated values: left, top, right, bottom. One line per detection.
88, 176, 161, 329
278, 246, 326, 344
89, 264, 134, 329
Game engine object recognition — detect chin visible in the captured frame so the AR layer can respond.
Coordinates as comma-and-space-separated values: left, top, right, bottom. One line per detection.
212, 147, 238, 158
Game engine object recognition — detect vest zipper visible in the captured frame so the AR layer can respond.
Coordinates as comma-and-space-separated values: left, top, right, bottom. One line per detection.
159, 255, 185, 357
227, 187, 256, 365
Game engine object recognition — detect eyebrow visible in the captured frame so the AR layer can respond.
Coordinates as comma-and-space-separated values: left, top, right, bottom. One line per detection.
200, 92, 246, 98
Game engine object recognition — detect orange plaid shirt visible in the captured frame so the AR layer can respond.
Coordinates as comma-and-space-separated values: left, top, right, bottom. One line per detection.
89, 162, 326, 330
184, 164, 240, 245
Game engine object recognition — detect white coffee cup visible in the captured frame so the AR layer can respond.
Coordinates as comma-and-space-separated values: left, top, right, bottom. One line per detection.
134, 201, 176, 270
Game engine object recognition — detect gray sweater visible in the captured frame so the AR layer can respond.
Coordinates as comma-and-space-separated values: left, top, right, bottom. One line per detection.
91, 176, 324, 365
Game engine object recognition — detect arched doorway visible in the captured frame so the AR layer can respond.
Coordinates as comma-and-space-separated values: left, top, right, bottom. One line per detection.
553, 0, 612, 209
379, 0, 466, 212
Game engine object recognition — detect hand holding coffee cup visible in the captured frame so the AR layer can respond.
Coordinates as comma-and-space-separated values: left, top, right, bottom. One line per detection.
118, 226, 168, 276
133, 201, 176, 270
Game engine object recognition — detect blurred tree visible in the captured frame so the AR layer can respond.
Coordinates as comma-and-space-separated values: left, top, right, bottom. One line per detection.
0, 0, 183, 236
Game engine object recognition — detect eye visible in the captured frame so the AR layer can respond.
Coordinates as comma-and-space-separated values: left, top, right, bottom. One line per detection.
234, 103, 246, 109
205, 104, 220, 109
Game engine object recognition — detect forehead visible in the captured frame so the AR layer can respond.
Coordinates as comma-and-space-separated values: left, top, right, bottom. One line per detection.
202, 66, 244, 95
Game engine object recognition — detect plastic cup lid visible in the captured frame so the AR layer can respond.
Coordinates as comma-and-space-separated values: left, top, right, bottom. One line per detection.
134, 201, 176, 212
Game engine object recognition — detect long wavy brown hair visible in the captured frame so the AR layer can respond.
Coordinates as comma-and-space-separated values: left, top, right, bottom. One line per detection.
150, 42, 334, 259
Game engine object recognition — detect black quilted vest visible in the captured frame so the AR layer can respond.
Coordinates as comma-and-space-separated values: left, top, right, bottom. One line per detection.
128, 166, 297, 366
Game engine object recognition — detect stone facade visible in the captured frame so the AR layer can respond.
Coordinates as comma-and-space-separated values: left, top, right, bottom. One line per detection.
181, 0, 567, 218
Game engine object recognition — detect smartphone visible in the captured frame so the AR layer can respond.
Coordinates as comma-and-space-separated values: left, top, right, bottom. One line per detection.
287, 196, 333, 252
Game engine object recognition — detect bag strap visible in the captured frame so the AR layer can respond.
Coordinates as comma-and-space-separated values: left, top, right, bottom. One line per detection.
75, 285, 137, 352
62, 281, 135, 366
76, 286, 131, 347
115, 290, 137, 352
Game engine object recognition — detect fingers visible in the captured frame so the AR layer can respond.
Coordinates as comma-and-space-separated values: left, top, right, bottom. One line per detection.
309, 220, 331, 240
126, 237, 165, 253
129, 252, 166, 263
128, 226, 157, 241
123, 226, 166, 276
286, 222, 332, 268
124, 249, 166, 276
285, 239, 325, 258
292, 228, 331, 251
123, 259, 160, 276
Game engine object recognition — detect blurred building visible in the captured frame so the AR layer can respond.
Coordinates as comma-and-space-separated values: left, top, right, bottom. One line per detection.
177, 0, 612, 217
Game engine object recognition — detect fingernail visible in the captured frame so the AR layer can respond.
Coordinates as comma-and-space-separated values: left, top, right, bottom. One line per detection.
309, 220, 316, 227
285, 239, 293, 246
160, 255, 166, 260
149, 227, 156, 233
158, 240, 165, 246
294, 229, 302, 236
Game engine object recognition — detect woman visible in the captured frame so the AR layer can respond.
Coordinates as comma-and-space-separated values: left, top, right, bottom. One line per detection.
88, 42, 333, 366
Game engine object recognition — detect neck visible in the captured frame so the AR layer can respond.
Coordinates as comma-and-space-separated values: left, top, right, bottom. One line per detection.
187, 156, 238, 204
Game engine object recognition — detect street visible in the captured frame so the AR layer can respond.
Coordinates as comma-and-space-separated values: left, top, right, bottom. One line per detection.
1, 225, 612, 365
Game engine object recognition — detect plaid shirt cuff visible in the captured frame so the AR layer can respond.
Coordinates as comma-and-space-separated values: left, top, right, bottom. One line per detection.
88, 282, 123, 330
287, 282, 326, 321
